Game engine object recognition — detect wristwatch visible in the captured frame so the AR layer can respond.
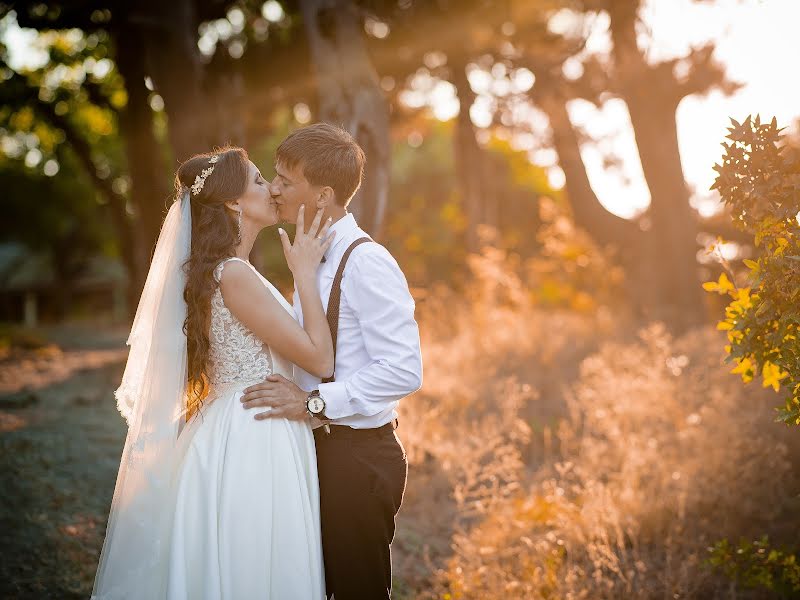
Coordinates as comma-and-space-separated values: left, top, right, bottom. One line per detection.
306, 390, 327, 420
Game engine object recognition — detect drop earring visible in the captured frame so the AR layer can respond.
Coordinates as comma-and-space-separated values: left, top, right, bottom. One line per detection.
237, 210, 243, 242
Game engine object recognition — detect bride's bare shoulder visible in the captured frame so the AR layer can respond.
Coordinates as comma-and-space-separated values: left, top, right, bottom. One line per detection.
214, 257, 252, 283
217, 259, 261, 292
217, 259, 282, 311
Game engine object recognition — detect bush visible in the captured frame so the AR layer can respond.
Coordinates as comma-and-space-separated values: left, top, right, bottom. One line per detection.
393, 239, 619, 596
707, 115, 800, 424
708, 536, 800, 596
426, 325, 796, 599
394, 238, 800, 597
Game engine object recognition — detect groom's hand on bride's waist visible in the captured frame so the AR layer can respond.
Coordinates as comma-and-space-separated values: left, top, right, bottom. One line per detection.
241, 375, 309, 421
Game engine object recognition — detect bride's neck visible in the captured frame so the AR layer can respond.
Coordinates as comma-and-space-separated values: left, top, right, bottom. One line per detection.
234, 223, 260, 261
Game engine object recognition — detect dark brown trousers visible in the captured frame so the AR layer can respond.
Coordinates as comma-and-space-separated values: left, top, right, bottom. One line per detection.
313, 424, 408, 599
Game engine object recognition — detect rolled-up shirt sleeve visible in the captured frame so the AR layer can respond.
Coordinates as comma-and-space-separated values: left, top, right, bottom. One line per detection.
318, 248, 423, 420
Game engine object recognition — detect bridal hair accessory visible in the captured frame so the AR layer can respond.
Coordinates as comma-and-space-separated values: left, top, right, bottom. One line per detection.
191, 154, 220, 195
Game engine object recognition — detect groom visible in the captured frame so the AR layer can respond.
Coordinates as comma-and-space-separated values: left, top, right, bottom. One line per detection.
241, 122, 423, 599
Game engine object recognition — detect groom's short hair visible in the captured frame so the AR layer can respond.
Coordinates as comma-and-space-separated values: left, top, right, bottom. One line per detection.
276, 123, 365, 207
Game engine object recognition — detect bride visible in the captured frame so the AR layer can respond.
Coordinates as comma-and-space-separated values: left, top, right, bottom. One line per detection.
92, 147, 334, 599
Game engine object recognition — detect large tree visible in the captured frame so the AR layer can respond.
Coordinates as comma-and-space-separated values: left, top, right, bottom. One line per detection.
581, 0, 740, 327
5, 0, 251, 302
369, 0, 740, 328
3, 0, 744, 328
0, 20, 147, 309
299, 0, 391, 237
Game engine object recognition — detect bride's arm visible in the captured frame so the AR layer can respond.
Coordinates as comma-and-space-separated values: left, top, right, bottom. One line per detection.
219, 264, 332, 378
220, 208, 335, 379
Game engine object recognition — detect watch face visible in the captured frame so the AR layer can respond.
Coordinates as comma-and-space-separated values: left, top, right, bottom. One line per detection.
307, 396, 325, 414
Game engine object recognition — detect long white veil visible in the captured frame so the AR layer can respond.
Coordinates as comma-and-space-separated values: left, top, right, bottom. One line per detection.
92, 192, 192, 599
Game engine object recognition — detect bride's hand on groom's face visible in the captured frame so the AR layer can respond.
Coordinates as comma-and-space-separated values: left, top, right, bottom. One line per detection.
278, 206, 335, 278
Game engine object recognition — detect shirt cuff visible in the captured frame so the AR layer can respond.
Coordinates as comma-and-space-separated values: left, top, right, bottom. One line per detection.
317, 381, 351, 420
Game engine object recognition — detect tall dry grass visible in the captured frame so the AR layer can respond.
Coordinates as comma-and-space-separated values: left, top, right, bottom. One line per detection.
394, 243, 800, 599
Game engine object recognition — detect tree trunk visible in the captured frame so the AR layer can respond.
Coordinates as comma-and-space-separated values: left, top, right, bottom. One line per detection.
136, 0, 209, 163
209, 63, 247, 148
537, 91, 639, 251
626, 94, 702, 326
608, 0, 704, 329
300, 0, 391, 238
536, 89, 656, 317
114, 22, 171, 284
451, 61, 489, 253
34, 97, 143, 319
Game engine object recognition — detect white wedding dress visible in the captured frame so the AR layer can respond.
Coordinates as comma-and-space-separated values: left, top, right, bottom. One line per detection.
166, 257, 325, 599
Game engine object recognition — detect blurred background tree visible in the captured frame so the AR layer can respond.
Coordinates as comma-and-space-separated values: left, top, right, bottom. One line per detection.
0, 0, 750, 329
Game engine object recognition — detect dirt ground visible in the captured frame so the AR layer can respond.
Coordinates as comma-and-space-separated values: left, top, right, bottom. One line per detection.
1, 350, 128, 597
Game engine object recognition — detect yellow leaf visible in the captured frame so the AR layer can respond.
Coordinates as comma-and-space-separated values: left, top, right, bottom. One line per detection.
775, 237, 790, 256
703, 272, 735, 294
762, 361, 788, 392
728, 287, 753, 311
731, 357, 754, 383
727, 330, 743, 343
743, 259, 759, 270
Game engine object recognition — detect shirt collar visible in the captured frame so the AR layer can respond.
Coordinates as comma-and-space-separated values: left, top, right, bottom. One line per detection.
323, 213, 359, 261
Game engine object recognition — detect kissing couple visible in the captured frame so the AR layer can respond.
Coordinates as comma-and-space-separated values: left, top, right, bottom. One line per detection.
92, 123, 423, 599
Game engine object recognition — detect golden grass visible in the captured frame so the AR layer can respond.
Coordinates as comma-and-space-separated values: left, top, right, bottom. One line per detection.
393, 244, 799, 600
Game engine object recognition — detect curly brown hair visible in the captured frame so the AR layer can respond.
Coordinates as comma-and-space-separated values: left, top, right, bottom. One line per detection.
176, 146, 249, 416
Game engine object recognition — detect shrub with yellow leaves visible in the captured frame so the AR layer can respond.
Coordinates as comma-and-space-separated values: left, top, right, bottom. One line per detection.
707, 115, 800, 424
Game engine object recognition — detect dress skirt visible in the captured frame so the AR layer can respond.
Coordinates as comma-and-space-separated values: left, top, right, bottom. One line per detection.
167, 381, 325, 599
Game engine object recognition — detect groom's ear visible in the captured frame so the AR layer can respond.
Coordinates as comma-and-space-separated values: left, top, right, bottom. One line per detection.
315, 186, 335, 209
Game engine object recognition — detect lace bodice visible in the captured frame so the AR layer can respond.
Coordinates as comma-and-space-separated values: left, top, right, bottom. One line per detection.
207, 258, 284, 386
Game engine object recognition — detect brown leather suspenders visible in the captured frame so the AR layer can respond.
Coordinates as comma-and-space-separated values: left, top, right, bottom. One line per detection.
321, 237, 372, 384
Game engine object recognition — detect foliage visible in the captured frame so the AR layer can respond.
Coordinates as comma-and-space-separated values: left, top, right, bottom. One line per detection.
384, 121, 465, 285
384, 122, 552, 286
528, 196, 626, 312
0, 18, 127, 178
706, 115, 800, 425
394, 240, 610, 597
708, 536, 800, 596
0, 17, 125, 286
393, 244, 800, 598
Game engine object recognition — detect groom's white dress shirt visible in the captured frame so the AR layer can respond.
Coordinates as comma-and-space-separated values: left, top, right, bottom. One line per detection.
292, 213, 423, 429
